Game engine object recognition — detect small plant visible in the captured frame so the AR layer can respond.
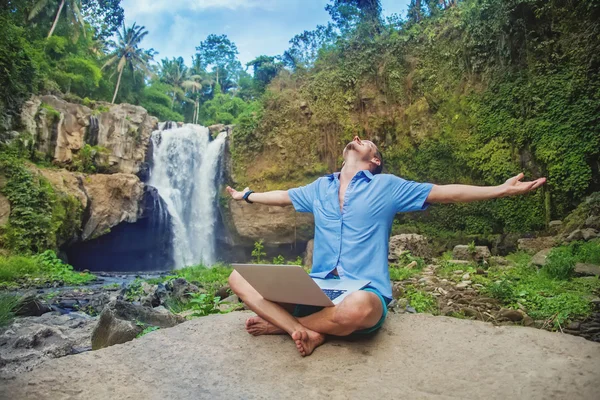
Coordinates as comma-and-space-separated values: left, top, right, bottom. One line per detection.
484, 280, 515, 302
125, 278, 145, 301
389, 266, 419, 281
272, 255, 285, 265
467, 240, 477, 255
188, 293, 224, 317
289, 256, 304, 266
252, 239, 266, 264
136, 325, 160, 338
543, 247, 576, 280
0, 294, 19, 327
404, 287, 438, 314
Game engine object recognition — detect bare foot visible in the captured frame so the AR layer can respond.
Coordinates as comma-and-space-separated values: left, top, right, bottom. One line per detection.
291, 329, 325, 357
245, 316, 284, 336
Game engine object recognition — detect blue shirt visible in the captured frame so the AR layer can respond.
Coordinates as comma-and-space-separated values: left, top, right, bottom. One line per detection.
288, 171, 433, 300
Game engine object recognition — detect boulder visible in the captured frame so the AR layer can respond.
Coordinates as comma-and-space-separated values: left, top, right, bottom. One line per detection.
303, 239, 314, 269
531, 248, 552, 267
517, 237, 558, 254
566, 229, 584, 242
14, 293, 52, 317
580, 228, 598, 241
168, 278, 202, 304
584, 216, 600, 230
388, 234, 432, 261
452, 245, 491, 261
574, 263, 600, 277
91, 300, 184, 350
228, 200, 314, 245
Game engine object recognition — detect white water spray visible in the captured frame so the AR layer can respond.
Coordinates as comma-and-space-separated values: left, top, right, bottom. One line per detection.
149, 123, 227, 268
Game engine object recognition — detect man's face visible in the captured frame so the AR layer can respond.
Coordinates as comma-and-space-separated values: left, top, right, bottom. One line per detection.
343, 136, 378, 162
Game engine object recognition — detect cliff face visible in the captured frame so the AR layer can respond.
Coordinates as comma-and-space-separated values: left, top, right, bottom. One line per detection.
31, 166, 144, 242
20, 95, 158, 175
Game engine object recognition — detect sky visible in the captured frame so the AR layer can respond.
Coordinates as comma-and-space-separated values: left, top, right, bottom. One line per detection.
121, 0, 411, 67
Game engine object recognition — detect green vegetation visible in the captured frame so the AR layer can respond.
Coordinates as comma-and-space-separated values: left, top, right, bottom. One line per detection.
170, 263, 232, 294
389, 251, 425, 281
0, 250, 95, 288
0, 144, 82, 253
404, 287, 438, 314
251, 240, 266, 264
0, 293, 19, 327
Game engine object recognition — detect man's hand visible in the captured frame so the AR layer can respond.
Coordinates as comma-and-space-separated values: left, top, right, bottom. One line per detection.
226, 186, 250, 201
224, 186, 293, 207
427, 173, 547, 203
500, 173, 546, 197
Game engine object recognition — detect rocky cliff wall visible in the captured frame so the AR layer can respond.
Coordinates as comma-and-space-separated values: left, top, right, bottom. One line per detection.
21, 96, 158, 175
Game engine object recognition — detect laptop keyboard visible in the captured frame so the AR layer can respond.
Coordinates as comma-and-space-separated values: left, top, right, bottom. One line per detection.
322, 289, 347, 301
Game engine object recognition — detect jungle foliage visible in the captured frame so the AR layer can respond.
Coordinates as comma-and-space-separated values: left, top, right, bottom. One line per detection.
231, 0, 600, 236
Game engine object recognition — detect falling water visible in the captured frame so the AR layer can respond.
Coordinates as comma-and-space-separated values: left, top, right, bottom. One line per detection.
149, 123, 227, 268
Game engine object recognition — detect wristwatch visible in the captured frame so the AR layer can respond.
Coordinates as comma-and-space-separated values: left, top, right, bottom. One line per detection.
242, 190, 254, 204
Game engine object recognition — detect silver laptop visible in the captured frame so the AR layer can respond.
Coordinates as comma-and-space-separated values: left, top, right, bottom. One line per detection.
232, 264, 370, 307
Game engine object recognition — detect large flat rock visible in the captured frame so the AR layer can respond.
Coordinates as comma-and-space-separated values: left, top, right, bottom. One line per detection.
1, 312, 599, 400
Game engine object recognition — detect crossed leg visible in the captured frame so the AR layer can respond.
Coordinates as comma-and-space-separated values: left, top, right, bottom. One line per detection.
228, 270, 383, 356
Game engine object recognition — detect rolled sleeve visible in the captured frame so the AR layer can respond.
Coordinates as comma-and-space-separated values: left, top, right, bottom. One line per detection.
288, 178, 322, 213
389, 176, 434, 213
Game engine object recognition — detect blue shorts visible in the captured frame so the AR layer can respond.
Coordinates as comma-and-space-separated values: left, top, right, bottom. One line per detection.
292, 277, 390, 335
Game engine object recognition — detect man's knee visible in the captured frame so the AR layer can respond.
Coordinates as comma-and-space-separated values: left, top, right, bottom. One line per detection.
332, 291, 378, 327
228, 270, 246, 295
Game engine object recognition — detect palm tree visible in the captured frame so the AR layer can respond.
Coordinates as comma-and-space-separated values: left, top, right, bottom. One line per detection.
160, 57, 189, 110
103, 22, 152, 104
182, 75, 203, 124
28, 0, 85, 38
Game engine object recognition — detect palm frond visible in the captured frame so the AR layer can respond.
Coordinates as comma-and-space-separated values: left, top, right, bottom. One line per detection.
28, 0, 50, 20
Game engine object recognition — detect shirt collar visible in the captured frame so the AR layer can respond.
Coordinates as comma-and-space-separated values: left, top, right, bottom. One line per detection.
328, 170, 374, 181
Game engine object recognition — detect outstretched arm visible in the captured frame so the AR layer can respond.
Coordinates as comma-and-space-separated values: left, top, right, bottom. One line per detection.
226, 186, 292, 207
426, 173, 546, 204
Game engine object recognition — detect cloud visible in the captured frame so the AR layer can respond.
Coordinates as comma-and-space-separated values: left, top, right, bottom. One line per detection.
122, 0, 278, 18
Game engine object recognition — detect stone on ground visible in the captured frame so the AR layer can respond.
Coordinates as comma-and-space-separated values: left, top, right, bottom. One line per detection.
517, 236, 558, 254
575, 263, 600, 277
2, 312, 599, 400
388, 234, 432, 261
91, 300, 183, 350
531, 248, 552, 266
452, 244, 491, 261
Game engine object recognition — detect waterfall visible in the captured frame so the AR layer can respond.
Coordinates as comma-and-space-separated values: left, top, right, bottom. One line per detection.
149, 123, 227, 268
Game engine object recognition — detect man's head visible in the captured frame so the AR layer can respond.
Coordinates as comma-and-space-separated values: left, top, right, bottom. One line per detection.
343, 136, 384, 174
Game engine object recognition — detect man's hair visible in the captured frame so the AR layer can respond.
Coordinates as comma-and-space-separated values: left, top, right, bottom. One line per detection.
373, 149, 384, 175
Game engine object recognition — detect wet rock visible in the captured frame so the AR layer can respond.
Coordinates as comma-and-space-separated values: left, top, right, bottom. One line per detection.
388, 234, 432, 260
517, 237, 558, 254
453, 270, 464, 275
574, 263, 600, 277
0, 312, 96, 376
549, 220, 563, 228
91, 300, 184, 350
462, 273, 470, 280
567, 322, 581, 330
215, 285, 231, 299
14, 292, 52, 317
456, 282, 470, 290
169, 278, 203, 304
452, 245, 491, 261
531, 248, 552, 267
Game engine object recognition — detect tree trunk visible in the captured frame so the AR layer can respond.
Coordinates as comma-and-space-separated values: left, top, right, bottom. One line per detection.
195, 99, 200, 124
48, 0, 66, 38
111, 67, 124, 104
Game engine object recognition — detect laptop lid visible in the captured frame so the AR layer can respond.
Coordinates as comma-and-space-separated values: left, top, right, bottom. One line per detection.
232, 264, 335, 307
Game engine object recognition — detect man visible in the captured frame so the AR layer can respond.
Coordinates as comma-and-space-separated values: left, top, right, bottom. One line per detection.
226, 136, 546, 357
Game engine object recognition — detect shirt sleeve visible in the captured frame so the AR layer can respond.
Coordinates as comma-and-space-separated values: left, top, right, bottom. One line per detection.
287, 178, 321, 213
389, 176, 434, 213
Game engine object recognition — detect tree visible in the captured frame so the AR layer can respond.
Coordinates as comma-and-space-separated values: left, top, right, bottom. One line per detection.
326, 0, 382, 33
103, 22, 152, 104
195, 34, 241, 92
81, 0, 124, 40
28, 0, 86, 38
246, 55, 283, 95
182, 75, 202, 124
283, 24, 337, 70
159, 57, 189, 109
